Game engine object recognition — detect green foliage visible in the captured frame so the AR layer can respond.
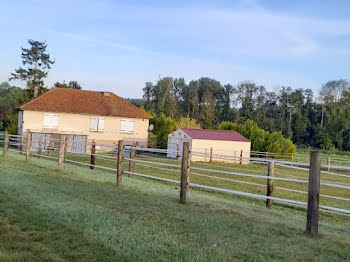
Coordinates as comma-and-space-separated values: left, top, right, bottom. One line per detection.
53, 80, 82, 89
150, 115, 201, 148
150, 114, 177, 148
126, 98, 144, 108
218, 120, 296, 155
10, 39, 54, 97
142, 76, 350, 152
176, 117, 201, 129
0, 82, 30, 133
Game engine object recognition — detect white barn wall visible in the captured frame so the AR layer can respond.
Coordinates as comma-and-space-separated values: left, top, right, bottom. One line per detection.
167, 129, 251, 164
191, 139, 251, 164
167, 129, 191, 158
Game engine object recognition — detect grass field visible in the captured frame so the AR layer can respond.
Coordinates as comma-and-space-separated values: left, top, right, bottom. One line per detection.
0, 151, 350, 261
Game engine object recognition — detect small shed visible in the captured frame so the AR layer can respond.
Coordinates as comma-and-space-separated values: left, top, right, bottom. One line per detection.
167, 128, 251, 164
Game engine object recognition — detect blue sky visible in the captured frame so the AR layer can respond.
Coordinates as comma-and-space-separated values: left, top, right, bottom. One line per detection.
1, 0, 350, 98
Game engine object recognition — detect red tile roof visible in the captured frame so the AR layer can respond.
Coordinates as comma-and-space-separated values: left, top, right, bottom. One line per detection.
20, 88, 152, 119
181, 128, 250, 142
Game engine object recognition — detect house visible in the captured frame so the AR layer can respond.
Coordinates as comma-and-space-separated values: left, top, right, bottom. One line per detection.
167, 128, 251, 163
18, 88, 152, 153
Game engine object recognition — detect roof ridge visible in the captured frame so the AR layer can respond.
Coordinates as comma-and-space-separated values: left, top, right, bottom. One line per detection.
181, 128, 238, 133
19, 88, 152, 119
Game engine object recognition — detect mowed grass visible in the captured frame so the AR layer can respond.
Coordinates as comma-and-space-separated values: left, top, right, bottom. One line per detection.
62, 151, 350, 211
295, 148, 350, 166
0, 152, 350, 261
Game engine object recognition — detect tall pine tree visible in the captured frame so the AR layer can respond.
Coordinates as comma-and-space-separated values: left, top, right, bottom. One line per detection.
10, 39, 54, 98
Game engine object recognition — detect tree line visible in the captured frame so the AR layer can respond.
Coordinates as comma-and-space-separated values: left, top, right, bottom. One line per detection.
2, 39, 349, 153
142, 77, 350, 151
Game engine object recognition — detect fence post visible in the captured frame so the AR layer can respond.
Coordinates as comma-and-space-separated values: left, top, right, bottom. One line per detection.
210, 147, 213, 162
240, 149, 243, 165
176, 144, 180, 160
58, 134, 66, 171
64, 138, 69, 153
116, 140, 124, 185
90, 141, 96, 170
128, 143, 136, 177
266, 161, 275, 208
327, 156, 331, 171
20, 135, 24, 154
47, 138, 53, 156
306, 150, 321, 236
25, 131, 31, 162
180, 142, 190, 204
3, 131, 9, 157
38, 137, 43, 158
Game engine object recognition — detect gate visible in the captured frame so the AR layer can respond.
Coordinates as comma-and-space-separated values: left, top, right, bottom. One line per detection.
68, 135, 87, 154
31, 132, 52, 152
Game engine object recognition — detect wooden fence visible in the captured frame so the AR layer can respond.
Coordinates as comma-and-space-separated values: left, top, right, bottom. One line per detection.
2, 130, 350, 237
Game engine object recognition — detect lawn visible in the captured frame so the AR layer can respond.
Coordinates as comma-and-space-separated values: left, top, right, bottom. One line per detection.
0, 151, 350, 261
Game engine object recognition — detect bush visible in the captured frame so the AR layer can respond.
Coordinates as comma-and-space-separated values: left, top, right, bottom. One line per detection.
150, 114, 177, 148
150, 115, 201, 149
218, 120, 296, 155
176, 117, 200, 129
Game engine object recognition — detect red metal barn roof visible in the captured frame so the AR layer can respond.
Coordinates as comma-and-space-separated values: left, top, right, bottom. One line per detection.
181, 128, 250, 142
20, 88, 152, 119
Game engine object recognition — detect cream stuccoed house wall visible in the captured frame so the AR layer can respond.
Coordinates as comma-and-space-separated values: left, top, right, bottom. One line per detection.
21, 110, 149, 146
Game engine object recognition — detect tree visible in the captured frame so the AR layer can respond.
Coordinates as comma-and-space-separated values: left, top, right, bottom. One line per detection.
0, 82, 30, 133
176, 117, 200, 129
218, 84, 234, 122
54, 80, 82, 89
236, 82, 259, 121
68, 81, 82, 89
10, 39, 54, 98
53, 81, 69, 88
188, 81, 199, 118
200, 90, 216, 128
150, 114, 177, 148
143, 82, 154, 111
153, 77, 173, 115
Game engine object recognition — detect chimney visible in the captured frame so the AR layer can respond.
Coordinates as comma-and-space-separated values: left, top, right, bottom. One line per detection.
102, 92, 110, 97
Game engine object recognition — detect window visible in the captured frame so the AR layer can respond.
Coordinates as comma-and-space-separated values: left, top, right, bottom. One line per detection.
43, 114, 58, 128
120, 119, 134, 133
90, 117, 104, 132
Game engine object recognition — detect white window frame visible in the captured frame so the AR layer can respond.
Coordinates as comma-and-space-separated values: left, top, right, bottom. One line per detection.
90, 117, 104, 132
120, 119, 134, 133
43, 114, 58, 129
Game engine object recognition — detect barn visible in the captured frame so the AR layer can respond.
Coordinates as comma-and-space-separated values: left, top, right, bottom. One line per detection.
167, 128, 251, 163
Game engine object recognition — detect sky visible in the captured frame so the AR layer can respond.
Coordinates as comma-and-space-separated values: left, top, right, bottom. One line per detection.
1, 0, 350, 98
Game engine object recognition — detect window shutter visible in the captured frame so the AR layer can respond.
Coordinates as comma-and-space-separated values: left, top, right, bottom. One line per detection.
90, 117, 98, 131
51, 115, 58, 128
128, 120, 134, 133
98, 117, 104, 131
43, 114, 50, 128
43, 114, 58, 128
120, 120, 127, 132
120, 119, 134, 133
